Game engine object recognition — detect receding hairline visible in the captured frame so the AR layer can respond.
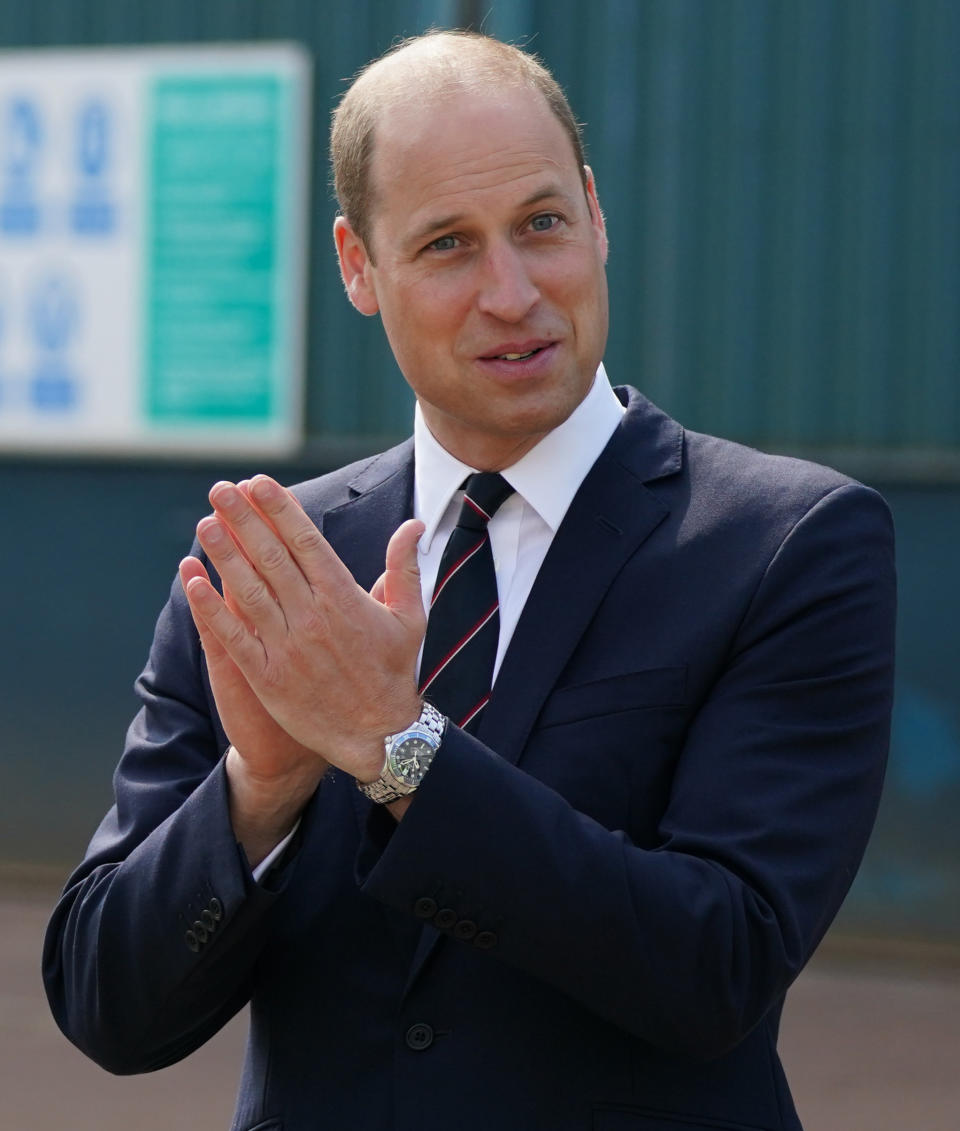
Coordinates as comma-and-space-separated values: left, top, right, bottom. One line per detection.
331, 31, 588, 255
345, 31, 548, 101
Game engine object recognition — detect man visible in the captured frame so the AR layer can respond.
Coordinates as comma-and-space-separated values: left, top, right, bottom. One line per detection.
44, 30, 896, 1131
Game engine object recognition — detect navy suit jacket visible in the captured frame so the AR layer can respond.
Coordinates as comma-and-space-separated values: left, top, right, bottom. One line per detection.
44, 388, 896, 1131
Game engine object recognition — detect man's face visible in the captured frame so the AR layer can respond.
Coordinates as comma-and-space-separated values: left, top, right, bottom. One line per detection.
335, 84, 609, 470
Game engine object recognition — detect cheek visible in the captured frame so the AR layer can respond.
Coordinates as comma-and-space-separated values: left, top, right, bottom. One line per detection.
380, 292, 468, 394
391, 276, 466, 338
542, 249, 602, 306
571, 266, 609, 343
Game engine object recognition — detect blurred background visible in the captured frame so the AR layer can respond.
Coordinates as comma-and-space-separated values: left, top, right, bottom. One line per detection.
1, 1, 958, 1128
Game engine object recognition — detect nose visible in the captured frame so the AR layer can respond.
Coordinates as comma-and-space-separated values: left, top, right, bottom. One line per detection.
475, 240, 540, 322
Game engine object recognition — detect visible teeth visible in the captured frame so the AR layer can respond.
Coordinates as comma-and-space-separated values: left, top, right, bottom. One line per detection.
499, 350, 536, 361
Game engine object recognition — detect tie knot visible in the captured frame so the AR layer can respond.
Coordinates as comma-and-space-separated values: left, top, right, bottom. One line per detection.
457, 472, 514, 530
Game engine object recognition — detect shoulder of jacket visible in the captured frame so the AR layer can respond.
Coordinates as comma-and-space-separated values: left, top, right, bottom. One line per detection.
285, 438, 414, 514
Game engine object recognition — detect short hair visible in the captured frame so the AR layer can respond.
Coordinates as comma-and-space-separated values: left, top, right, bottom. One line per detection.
330, 29, 587, 259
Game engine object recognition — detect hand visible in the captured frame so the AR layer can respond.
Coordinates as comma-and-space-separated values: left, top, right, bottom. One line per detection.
179, 550, 327, 866
180, 475, 425, 785
178, 555, 323, 783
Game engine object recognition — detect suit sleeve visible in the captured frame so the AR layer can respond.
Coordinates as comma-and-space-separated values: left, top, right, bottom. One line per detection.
358, 482, 896, 1059
42, 569, 289, 1075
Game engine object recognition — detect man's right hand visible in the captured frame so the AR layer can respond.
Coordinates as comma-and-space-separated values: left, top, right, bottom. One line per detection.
178, 554, 327, 869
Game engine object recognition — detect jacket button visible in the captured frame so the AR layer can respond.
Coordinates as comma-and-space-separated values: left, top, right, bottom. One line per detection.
473, 930, 498, 950
201, 908, 216, 931
433, 907, 457, 930
405, 1023, 434, 1051
413, 897, 438, 919
193, 920, 209, 944
453, 919, 477, 941
184, 929, 200, 952
209, 897, 223, 921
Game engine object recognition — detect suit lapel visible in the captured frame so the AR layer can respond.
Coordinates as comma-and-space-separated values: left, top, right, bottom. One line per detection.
405, 388, 683, 990
477, 388, 682, 761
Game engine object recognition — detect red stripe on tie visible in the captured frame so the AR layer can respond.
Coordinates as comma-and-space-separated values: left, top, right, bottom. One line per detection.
463, 494, 491, 521
419, 602, 499, 694
458, 693, 491, 730
430, 538, 484, 607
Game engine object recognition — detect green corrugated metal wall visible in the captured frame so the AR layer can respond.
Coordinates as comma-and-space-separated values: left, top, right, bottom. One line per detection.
2, 0, 955, 465
532, 0, 960, 461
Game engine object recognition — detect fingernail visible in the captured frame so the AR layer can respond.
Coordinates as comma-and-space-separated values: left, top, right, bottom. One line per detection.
251, 476, 277, 501
210, 482, 240, 508
198, 516, 224, 542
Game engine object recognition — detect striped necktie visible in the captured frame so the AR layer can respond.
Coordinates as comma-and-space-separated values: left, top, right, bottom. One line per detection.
419, 472, 514, 733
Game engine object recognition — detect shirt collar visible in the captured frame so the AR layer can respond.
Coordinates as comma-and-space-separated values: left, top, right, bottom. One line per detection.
414, 364, 625, 552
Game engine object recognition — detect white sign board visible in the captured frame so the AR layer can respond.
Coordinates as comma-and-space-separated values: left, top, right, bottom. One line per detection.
0, 44, 310, 456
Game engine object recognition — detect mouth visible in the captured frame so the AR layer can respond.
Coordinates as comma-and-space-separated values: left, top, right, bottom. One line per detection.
495, 349, 539, 361
480, 342, 554, 363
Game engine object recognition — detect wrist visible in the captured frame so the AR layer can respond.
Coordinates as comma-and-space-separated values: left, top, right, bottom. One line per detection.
225, 746, 320, 866
357, 702, 446, 805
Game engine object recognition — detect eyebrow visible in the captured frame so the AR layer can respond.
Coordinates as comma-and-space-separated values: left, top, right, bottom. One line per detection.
405, 183, 570, 250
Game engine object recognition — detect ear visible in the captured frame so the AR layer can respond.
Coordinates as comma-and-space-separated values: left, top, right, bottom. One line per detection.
333, 216, 379, 316
583, 166, 608, 264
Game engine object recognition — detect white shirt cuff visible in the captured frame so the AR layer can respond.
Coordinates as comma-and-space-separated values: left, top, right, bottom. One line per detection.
251, 820, 301, 883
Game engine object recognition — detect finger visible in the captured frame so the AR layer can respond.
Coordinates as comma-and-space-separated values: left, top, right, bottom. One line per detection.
227, 481, 262, 569
223, 580, 259, 633
182, 587, 230, 664
209, 492, 262, 622
208, 480, 313, 608
381, 520, 426, 631
180, 567, 267, 675
245, 475, 356, 595
180, 556, 242, 648
195, 510, 289, 635
237, 479, 283, 538
179, 557, 226, 657
179, 554, 210, 589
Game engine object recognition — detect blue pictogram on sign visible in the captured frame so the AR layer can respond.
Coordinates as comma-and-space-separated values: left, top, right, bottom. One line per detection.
71, 99, 116, 235
29, 275, 80, 412
1, 98, 43, 235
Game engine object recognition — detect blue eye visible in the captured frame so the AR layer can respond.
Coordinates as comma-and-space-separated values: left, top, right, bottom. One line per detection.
530, 213, 560, 232
429, 235, 458, 251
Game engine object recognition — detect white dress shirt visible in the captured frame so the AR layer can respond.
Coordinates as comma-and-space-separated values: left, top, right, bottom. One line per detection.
413, 364, 625, 681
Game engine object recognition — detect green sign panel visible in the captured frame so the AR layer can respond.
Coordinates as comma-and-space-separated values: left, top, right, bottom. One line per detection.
145, 72, 295, 427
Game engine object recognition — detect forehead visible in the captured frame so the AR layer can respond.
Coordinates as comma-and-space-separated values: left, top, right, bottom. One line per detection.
367, 85, 580, 227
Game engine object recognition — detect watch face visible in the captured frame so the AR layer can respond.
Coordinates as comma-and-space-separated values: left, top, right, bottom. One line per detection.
388, 734, 436, 787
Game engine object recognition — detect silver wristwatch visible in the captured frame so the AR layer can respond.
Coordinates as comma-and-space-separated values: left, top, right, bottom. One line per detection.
356, 702, 446, 804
